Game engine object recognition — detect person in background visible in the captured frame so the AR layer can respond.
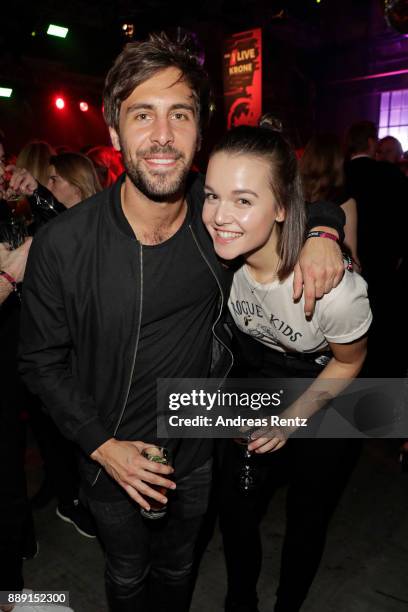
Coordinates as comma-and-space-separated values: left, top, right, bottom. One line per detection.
376, 136, 408, 465
3, 152, 101, 212
12, 142, 56, 222
1, 155, 100, 538
0, 240, 32, 304
344, 120, 408, 377
46, 152, 102, 208
0, 236, 33, 612
399, 155, 408, 177
16, 141, 56, 187
300, 133, 360, 270
376, 135, 403, 165
86, 145, 125, 188
0, 129, 6, 165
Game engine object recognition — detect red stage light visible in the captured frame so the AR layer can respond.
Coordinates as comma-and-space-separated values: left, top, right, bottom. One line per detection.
79, 101, 89, 112
55, 97, 65, 110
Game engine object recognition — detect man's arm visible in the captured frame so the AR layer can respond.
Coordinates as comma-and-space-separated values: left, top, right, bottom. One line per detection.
18, 231, 112, 454
293, 201, 346, 317
19, 231, 175, 509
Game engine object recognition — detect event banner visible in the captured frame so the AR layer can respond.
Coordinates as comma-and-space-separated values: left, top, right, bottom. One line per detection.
157, 378, 408, 439
222, 28, 262, 129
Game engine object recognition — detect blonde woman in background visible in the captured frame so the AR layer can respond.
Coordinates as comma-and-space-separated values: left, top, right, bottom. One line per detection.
16, 141, 56, 187
6, 152, 102, 209
47, 152, 102, 208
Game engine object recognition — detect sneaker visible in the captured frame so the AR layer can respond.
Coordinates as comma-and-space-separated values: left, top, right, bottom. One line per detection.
56, 499, 97, 539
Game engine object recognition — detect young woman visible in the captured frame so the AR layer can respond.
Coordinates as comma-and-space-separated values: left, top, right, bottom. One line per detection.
202, 122, 372, 612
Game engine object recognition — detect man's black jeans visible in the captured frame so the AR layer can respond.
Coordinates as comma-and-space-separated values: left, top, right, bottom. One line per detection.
85, 459, 212, 612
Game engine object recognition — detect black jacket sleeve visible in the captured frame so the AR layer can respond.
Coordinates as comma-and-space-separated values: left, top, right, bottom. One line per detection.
18, 228, 111, 456
28, 184, 67, 233
306, 200, 345, 243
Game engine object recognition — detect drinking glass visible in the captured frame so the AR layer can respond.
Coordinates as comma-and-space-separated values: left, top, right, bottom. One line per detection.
235, 432, 257, 494
140, 446, 172, 520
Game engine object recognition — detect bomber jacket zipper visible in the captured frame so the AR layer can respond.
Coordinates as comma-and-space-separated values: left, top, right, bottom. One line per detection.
189, 225, 234, 379
91, 243, 144, 486
91, 226, 232, 486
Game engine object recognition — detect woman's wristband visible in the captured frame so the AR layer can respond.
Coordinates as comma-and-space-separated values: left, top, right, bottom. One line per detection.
0, 270, 18, 292
306, 230, 339, 243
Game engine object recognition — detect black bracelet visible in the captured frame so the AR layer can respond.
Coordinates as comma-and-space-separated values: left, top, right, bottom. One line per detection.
306, 230, 339, 243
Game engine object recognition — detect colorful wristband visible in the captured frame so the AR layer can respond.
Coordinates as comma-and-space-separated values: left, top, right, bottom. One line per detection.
0, 270, 18, 292
306, 230, 339, 243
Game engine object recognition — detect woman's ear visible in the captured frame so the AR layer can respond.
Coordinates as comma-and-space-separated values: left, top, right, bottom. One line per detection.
276, 207, 286, 222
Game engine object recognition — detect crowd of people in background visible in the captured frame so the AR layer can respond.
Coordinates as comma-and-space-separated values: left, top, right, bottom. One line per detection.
0, 136, 125, 610
0, 33, 408, 612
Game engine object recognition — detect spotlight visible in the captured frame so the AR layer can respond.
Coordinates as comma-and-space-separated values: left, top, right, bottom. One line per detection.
121, 23, 134, 38
0, 87, 13, 98
55, 97, 65, 110
79, 101, 89, 112
47, 24, 69, 39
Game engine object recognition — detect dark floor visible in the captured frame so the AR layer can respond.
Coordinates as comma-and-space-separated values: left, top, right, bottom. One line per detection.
23, 440, 408, 612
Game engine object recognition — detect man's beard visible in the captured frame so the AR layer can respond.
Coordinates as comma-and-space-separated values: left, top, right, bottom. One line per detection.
121, 144, 192, 202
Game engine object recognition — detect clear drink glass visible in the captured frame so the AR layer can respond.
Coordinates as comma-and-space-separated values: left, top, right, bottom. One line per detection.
140, 446, 172, 520
234, 431, 257, 494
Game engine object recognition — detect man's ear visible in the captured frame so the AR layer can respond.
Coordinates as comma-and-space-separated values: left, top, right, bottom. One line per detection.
109, 127, 121, 152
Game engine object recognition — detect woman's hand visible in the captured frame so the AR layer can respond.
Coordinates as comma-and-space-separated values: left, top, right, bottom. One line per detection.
2, 165, 38, 198
248, 426, 288, 454
0, 238, 33, 283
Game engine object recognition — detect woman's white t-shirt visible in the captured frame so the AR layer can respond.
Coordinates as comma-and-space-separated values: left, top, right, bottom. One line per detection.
229, 265, 372, 353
